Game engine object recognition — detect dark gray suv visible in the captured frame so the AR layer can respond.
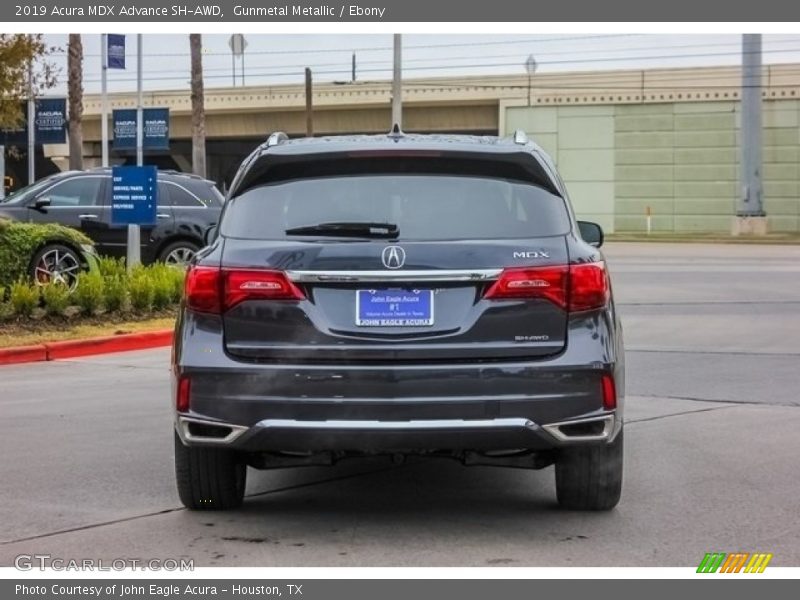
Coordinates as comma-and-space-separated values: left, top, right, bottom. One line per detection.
172, 130, 625, 511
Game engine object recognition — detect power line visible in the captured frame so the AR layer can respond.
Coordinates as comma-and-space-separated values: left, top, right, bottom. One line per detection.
75, 47, 800, 85
48, 33, 640, 58
86, 37, 800, 78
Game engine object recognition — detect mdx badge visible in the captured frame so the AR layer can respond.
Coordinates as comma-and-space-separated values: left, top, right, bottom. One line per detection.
382, 245, 406, 269
513, 251, 551, 259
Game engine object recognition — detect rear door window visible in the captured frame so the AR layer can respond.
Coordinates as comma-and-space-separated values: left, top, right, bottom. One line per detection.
221, 174, 570, 240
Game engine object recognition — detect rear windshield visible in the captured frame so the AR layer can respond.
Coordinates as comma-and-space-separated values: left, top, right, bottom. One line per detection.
221, 175, 570, 240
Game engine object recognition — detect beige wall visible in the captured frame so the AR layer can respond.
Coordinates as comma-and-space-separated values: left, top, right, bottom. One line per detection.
504, 99, 800, 233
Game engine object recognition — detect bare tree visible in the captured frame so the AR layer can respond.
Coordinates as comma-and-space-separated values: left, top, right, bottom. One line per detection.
67, 34, 83, 170
189, 34, 206, 178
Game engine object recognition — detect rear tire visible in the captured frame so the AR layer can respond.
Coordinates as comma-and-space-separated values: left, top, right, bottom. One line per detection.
174, 431, 247, 510
159, 240, 200, 267
555, 429, 623, 511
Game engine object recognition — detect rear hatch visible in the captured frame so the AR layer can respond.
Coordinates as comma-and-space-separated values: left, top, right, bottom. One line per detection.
217, 151, 573, 363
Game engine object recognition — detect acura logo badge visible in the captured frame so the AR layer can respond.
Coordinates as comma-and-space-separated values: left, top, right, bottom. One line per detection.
381, 245, 406, 269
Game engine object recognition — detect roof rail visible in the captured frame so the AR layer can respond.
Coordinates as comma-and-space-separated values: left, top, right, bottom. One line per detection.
513, 129, 529, 145
266, 131, 289, 147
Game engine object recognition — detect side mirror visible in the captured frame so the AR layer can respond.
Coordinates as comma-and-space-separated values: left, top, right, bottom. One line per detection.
577, 221, 604, 248
203, 225, 218, 246
33, 197, 51, 211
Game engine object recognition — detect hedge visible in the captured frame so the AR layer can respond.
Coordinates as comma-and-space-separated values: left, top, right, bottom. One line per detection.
0, 218, 92, 289
0, 258, 187, 320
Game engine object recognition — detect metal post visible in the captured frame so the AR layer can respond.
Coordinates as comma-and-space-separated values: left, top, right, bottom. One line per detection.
231, 51, 236, 87
101, 33, 109, 168
738, 34, 764, 218
305, 68, 313, 137
352, 52, 356, 82
27, 55, 35, 185
136, 34, 143, 168
391, 34, 402, 130
127, 33, 143, 271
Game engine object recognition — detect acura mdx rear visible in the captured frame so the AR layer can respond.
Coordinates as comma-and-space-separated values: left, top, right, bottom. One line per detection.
172, 130, 625, 511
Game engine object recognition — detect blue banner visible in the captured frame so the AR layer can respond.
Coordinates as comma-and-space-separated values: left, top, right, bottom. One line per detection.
0, 109, 27, 146
107, 34, 125, 69
111, 165, 158, 226
1, 98, 67, 146
34, 98, 67, 144
112, 108, 170, 151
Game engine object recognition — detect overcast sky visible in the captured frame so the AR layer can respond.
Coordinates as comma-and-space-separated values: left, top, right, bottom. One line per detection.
40, 33, 800, 95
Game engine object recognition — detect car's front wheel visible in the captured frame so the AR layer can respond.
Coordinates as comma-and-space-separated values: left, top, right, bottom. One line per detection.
174, 431, 247, 510
555, 429, 623, 511
29, 243, 83, 291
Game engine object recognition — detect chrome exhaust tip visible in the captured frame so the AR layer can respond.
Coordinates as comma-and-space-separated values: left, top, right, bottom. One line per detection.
177, 416, 248, 445
542, 414, 615, 443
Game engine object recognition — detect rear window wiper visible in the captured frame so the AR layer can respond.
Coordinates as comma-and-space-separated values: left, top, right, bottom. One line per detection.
285, 221, 399, 239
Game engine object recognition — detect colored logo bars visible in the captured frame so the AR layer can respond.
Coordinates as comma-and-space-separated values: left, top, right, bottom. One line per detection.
697, 552, 773, 573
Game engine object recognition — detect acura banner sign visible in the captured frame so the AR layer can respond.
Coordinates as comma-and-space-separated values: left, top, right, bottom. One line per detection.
112, 108, 170, 150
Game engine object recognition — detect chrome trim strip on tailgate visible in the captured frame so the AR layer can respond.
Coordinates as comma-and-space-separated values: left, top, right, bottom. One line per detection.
256, 418, 535, 430
285, 269, 503, 283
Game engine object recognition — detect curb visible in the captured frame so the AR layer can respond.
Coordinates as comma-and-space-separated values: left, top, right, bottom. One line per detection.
0, 329, 173, 366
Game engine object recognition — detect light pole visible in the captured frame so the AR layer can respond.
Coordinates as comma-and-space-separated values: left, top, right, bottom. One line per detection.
525, 54, 538, 107
392, 34, 402, 130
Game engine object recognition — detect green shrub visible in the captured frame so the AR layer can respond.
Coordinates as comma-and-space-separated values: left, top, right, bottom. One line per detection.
0, 218, 92, 289
41, 281, 71, 316
9, 280, 39, 317
168, 267, 185, 304
148, 264, 182, 310
73, 270, 105, 316
97, 256, 127, 280
128, 269, 154, 312
104, 275, 128, 313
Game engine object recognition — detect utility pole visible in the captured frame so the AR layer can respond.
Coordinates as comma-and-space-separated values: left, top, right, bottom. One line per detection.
352, 52, 356, 82
734, 33, 767, 235
305, 68, 313, 137
101, 33, 109, 167
391, 34, 402, 130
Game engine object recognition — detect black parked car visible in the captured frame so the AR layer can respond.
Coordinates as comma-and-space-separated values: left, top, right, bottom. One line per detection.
173, 130, 625, 511
0, 168, 223, 267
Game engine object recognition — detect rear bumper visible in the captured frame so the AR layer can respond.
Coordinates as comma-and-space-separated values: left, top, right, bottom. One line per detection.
172, 310, 624, 453
175, 413, 619, 452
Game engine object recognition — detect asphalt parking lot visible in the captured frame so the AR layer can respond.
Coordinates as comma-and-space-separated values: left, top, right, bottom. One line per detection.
1, 242, 799, 567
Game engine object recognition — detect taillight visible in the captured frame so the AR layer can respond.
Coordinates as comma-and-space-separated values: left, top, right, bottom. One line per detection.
224, 269, 304, 307
484, 266, 569, 308
569, 262, 610, 312
184, 266, 304, 314
484, 261, 608, 312
601, 373, 617, 410
185, 266, 221, 314
176, 375, 191, 412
